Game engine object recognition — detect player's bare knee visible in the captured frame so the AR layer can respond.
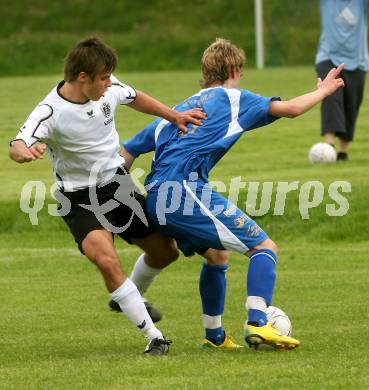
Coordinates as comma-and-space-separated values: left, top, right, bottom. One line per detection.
263, 239, 277, 254
154, 239, 179, 264
166, 243, 180, 262
203, 249, 229, 265
144, 242, 179, 269
247, 239, 277, 257
91, 253, 121, 273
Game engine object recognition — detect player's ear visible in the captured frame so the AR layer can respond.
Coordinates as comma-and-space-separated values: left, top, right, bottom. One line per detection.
235, 67, 243, 77
229, 67, 240, 79
77, 72, 89, 82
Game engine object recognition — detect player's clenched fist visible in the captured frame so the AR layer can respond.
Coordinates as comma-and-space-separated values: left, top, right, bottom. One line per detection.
9, 140, 46, 163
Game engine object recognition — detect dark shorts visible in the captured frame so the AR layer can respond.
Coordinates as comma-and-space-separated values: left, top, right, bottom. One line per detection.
316, 60, 366, 142
58, 168, 156, 253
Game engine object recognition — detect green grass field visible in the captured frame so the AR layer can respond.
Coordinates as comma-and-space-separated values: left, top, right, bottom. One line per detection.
1, 68, 368, 389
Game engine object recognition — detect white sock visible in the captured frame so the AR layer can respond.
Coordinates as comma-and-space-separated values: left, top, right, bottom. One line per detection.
110, 278, 163, 340
130, 253, 162, 295
202, 314, 222, 329
244, 296, 268, 327
246, 296, 267, 311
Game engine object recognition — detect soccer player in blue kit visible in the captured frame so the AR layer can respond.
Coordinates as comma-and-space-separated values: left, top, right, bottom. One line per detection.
120, 38, 345, 350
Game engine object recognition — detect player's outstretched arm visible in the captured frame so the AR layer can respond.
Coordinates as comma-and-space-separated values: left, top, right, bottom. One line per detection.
9, 140, 46, 163
128, 90, 206, 132
269, 64, 345, 119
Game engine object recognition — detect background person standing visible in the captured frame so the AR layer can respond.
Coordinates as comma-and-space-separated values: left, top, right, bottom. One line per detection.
316, 0, 369, 160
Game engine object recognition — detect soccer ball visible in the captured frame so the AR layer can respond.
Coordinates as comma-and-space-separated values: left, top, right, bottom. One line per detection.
266, 305, 292, 336
308, 142, 337, 164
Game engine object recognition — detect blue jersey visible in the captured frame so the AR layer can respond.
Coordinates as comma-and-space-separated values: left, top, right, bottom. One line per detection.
124, 86, 278, 256
124, 86, 279, 187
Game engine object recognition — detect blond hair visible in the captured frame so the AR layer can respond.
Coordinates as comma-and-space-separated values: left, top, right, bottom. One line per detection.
201, 38, 246, 88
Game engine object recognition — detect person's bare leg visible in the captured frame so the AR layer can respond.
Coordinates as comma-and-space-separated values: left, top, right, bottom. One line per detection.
338, 139, 349, 153
130, 231, 179, 295
82, 229, 163, 342
324, 132, 335, 146
82, 229, 125, 292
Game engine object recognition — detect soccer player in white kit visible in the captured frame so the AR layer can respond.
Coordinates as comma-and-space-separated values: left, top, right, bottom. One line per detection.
9, 37, 205, 355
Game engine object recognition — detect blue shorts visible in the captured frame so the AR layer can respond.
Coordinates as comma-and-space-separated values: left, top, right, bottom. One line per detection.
146, 180, 268, 256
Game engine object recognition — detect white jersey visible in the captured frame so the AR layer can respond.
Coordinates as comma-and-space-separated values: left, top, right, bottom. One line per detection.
13, 75, 136, 191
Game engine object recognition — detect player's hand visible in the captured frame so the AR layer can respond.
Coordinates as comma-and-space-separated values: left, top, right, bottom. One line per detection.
317, 63, 345, 97
174, 108, 207, 133
29, 143, 47, 160
9, 140, 46, 163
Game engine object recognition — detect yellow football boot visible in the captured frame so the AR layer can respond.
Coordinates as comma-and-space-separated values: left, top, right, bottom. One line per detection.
202, 333, 244, 349
244, 323, 300, 350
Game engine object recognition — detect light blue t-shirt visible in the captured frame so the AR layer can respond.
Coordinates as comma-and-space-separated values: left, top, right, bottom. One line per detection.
124, 87, 279, 187
316, 0, 369, 71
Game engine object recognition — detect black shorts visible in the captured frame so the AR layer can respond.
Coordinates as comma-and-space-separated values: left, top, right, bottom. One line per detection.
58, 168, 156, 253
316, 60, 366, 142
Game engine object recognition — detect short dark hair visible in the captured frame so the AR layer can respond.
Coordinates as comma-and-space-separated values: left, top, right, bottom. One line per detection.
64, 37, 117, 82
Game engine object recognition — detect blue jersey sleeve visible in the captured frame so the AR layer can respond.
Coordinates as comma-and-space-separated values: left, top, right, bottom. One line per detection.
238, 90, 280, 131
123, 119, 160, 157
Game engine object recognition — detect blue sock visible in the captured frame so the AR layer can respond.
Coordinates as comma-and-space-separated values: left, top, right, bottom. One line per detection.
199, 262, 228, 344
247, 249, 277, 326
248, 309, 268, 326
205, 327, 225, 345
